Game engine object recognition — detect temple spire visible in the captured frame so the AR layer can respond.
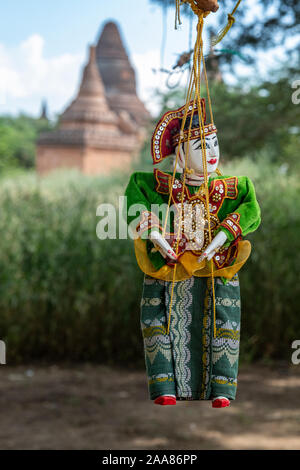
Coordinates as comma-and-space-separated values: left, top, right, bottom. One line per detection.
78, 45, 106, 98
96, 21, 150, 125
96, 21, 129, 61
96, 21, 136, 95
61, 45, 116, 124
37, 21, 146, 176
39, 99, 48, 120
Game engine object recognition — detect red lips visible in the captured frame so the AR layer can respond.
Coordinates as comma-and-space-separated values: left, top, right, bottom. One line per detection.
208, 158, 217, 165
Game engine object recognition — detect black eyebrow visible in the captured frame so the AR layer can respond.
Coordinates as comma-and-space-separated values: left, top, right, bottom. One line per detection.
192, 139, 203, 150
192, 135, 216, 150
195, 141, 209, 150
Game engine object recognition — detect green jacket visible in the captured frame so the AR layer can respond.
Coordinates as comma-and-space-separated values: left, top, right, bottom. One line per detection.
125, 169, 261, 273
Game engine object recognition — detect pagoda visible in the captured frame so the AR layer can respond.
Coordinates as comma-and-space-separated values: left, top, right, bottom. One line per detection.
37, 45, 139, 175
96, 22, 150, 126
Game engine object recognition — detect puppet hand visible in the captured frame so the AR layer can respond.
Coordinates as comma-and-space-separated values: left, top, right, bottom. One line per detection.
198, 231, 227, 263
149, 230, 178, 261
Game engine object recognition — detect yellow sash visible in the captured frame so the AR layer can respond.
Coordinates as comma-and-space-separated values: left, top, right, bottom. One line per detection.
134, 238, 251, 282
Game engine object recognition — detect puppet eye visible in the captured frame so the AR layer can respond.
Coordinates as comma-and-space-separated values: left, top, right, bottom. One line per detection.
204, 139, 210, 150
193, 139, 203, 150
214, 140, 218, 147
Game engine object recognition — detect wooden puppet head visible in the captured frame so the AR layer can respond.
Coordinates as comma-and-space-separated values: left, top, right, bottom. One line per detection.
191, 0, 219, 13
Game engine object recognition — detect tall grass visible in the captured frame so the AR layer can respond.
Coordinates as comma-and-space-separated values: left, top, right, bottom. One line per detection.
0, 161, 298, 365
0, 170, 143, 365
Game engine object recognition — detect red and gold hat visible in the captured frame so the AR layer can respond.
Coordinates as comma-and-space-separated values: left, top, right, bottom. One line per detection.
151, 99, 217, 165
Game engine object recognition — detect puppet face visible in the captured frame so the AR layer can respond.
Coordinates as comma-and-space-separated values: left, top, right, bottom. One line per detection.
177, 133, 220, 174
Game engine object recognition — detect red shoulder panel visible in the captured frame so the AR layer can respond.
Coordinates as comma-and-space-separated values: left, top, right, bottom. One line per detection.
225, 177, 238, 199
154, 169, 171, 195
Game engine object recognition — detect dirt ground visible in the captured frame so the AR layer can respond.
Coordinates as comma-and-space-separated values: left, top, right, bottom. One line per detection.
0, 363, 299, 450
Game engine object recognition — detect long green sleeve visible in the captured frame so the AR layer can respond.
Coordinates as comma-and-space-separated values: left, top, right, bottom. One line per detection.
216, 176, 261, 243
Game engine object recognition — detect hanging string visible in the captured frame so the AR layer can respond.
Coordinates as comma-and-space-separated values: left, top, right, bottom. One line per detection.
175, 0, 182, 29
161, 2, 168, 73
164, 27, 201, 335
164, 10, 217, 337
188, 11, 193, 71
193, 20, 217, 338
181, 0, 210, 19
211, 0, 243, 46
201, 48, 214, 125
162, 45, 196, 240
177, 0, 211, 30
166, 67, 198, 335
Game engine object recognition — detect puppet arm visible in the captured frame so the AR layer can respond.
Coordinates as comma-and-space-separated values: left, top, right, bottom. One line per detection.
215, 176, 261, 243
198, 176, 261, 263
149, 230, 178, 261
125, 172, 177, 262
198, 231, 227, 262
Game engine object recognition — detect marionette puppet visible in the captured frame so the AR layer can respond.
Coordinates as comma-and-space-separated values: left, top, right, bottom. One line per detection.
125, 0, 261, 408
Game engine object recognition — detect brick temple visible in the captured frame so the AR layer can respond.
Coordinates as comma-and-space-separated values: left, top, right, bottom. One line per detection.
37, 21, 150, 175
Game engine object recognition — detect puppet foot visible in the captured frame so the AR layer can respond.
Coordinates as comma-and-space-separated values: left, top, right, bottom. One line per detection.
212, 396, 230, 408
154, 395, 176, 406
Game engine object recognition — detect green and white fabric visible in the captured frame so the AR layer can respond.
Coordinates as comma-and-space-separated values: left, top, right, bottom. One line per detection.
141, 274, 241, 400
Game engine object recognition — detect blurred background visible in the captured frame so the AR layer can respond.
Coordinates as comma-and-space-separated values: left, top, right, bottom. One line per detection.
0, 0, 300, 450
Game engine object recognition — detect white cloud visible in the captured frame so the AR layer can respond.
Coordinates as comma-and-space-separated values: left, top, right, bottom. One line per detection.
132, 48, 188, 117
0, 44, 25, 103
0, 37, 169, 118
0, 34, 83, 116
132, 49, 190, 117
132, 49, 163, 116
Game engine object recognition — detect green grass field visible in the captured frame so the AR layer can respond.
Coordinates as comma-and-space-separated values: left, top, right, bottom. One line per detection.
0, 160, 299, 364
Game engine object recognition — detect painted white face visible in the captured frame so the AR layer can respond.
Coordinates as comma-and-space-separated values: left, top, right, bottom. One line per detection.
177, 132, 220, 174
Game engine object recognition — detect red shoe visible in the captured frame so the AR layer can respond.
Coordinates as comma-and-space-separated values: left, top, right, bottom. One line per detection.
154, 395, 177, 406
212, 397, 230, 408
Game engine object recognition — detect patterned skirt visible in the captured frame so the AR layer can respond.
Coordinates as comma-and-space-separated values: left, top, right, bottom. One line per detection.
140, 274, 241, 401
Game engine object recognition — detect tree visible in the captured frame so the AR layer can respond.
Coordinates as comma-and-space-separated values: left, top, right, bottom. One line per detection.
150, 72, 300, 166
148, 0, 300, 166
150, 0, 300, 69
0, 115, 54, 172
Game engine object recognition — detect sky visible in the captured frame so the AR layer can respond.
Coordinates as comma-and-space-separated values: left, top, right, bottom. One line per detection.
0, 0, 295, 118
0, 0, 197, 117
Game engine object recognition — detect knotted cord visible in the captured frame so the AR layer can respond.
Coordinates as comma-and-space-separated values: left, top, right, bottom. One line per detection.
163, 6, 217, 337
212, 0, 243, 45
